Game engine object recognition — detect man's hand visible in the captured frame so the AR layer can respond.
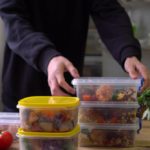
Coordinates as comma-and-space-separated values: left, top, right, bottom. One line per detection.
124, 56, 150, 91
47, 56, 80, 96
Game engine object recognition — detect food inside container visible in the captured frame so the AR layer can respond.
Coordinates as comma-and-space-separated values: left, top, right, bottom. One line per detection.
17, 125, 80, 150
79, 124, 138, 147
0, 119, 20, 140
17, 96, 80, 132
72, 77, 140, 102
79, 102, 139, 125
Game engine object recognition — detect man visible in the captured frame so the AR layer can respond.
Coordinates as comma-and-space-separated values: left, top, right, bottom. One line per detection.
0, 0, 149, 112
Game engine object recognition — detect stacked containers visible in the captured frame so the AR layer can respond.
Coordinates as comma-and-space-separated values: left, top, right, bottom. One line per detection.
72, 77, 141, 147
17, 96, 80, 150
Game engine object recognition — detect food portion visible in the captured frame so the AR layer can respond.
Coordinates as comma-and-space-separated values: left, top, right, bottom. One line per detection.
17, 96, 79, 132
72, 77, 140, 102
137, 88, 150, 120
79, 125, 137, 147
79, 106, 138, 124
96, 85, 114, 101
19, 136, 78, 150
79, 85, 137, 102
20, 108, 78, 132
17, 125, 80, 150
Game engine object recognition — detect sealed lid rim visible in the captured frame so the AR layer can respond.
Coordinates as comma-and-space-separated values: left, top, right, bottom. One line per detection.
17, 96, 80, 108
80, 101, 139, 108
17, 125, 80, 138
72, 77, 141, 85
80, 123, 138, 130
0, 112, 19, 119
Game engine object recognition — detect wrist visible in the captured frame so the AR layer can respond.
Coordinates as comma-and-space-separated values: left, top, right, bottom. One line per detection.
125, 56, 138, 61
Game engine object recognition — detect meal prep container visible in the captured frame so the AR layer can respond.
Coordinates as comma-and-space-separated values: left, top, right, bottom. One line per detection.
0, 112, 19, 119
79, 124, 138, 147
0, 118, 20, 140
17, 125, 80, 150
17, 96, 80, 132
72, 77, 140, 103
79, 102, 139, 125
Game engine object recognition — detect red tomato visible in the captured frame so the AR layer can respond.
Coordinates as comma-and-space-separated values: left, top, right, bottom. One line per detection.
82, 94, 92, 101
0, 131, 13, 150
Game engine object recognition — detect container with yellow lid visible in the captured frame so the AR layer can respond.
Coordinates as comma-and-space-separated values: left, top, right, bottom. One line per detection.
17, 96, 80, 132
17, 124, 80, 150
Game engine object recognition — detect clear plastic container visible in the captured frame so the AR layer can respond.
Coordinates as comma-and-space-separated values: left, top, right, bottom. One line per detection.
17, 96, 80, 132
79, 124, 138, 147
79, 102, 139, 125
0, 119, 20, 140
17, 125, 80, 150
0, 112, 19, 119
72, 77, 140, 103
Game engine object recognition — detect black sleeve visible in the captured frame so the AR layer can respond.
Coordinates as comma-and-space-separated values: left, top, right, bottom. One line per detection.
90, 0, 141, 68
0, 0, 61, 74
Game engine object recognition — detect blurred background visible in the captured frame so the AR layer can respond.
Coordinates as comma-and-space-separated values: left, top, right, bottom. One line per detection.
0, 0, 150, 111
83, 0, 150, 78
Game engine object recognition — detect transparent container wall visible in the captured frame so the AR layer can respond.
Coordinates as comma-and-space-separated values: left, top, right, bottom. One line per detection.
19, 107, 78, 132
0, 112, 20, 140
77, 84, 138, 102
79, 124, 137, 147
0, 119, 20, 140
72, 77, 140, 103
79, 105, 138, 125
19, 135, 78, 150
0, 112, 19, 119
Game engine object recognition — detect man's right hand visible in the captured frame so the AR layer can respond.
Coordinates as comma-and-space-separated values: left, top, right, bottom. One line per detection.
47, 56, 80, 96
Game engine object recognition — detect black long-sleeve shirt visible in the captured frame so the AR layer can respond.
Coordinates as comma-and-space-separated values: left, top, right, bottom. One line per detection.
0, 0, 141, 111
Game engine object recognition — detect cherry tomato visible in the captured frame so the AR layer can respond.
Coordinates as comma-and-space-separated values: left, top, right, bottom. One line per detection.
82, 94, 92, 101
0, 131, 13, 150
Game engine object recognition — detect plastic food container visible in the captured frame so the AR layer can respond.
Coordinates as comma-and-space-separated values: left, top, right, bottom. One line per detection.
79, 124, 138, 147
17, 96, 80, 132
79, 102, 139, 125
17, 125, 80, 150
72, 77, 140, 103
0, 118, 20, 140
0, 112, 19, 119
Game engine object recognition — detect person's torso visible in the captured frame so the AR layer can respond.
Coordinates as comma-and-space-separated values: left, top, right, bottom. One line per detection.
2, 0, 91, 104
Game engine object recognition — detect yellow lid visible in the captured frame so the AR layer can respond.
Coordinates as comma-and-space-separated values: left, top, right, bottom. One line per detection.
17, 96, 80, 108
17, 125, 80, 138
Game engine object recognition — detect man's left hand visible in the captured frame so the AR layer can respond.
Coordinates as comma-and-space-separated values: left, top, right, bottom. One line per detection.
124, 56, 150, 91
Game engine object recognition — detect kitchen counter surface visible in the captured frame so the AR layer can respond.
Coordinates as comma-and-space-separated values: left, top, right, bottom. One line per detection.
9, 120, 150, 150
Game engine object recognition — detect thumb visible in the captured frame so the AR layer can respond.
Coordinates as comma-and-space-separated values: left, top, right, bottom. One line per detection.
126, 66, 139, 79
128, 69, 139, 79
65, 61, 80, 78
124, 57, 140, 79
69, 66, 80, 78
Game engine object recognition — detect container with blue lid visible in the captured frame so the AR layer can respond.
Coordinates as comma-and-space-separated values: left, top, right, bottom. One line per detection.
72, 77, 141, 103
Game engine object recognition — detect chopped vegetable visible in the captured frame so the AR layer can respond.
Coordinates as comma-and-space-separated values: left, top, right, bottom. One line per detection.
137, 88, 150, 120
